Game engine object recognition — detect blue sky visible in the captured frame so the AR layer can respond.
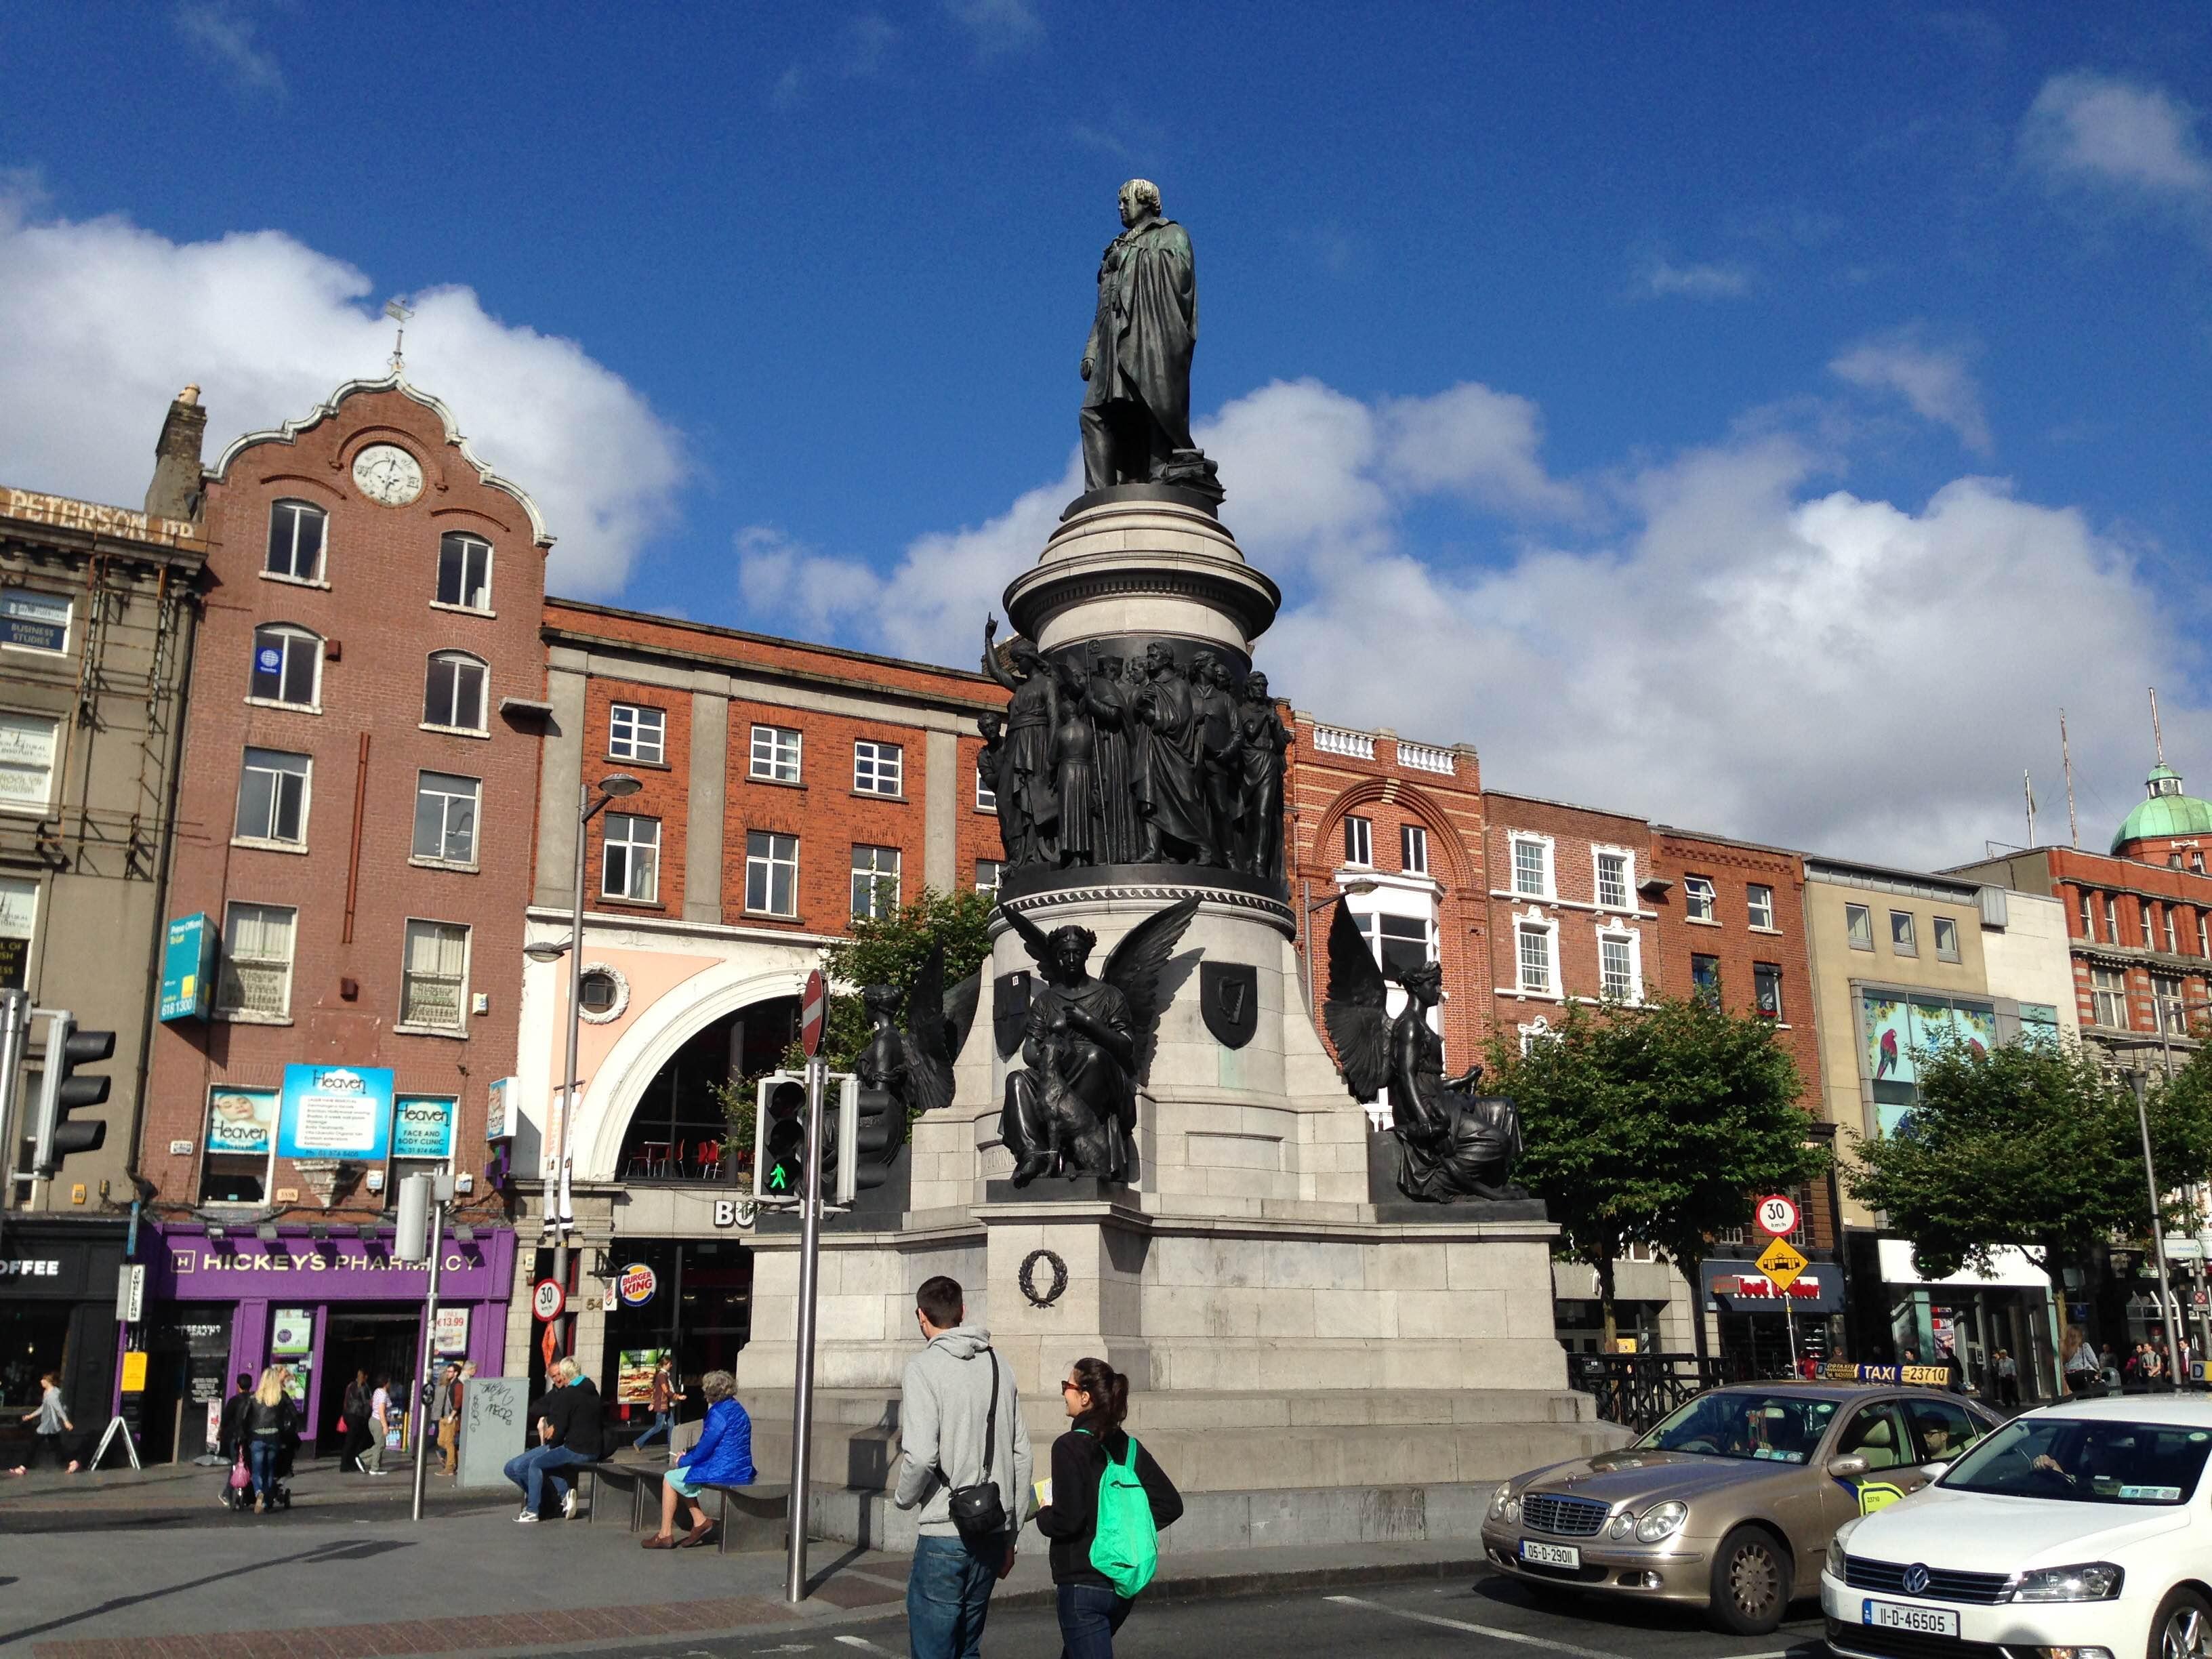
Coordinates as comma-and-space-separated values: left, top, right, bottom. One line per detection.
2, 3, 2209, 864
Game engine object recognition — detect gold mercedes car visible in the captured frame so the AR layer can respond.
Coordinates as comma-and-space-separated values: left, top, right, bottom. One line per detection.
1479, 1382, 2000, 1635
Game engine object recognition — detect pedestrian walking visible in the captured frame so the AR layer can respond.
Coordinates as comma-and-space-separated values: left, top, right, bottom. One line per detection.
504, 1356, 605, 1521
361, 1373, 393, 1475
243, 1367, 299, 1513
894, 1275, 1031, 1659
434, 1364, 464, 1475
340, 1368, 373, 1471
1994, 1349, 2019, 1409
635, 1355, 676, 1452
1036, 1357, 1183, 1659
641, 1369, 754, 1549
18, 1372, 77, 1473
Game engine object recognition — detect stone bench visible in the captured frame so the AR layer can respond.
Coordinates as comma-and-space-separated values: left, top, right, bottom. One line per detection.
580, 1461, 657, 1530
693, 1481, 788, 1555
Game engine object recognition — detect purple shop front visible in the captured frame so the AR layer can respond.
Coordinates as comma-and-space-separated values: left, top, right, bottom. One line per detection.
148, 1223, 515, 1448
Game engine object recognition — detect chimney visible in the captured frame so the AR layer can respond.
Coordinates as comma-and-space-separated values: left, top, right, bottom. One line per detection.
144, 384, 207, 523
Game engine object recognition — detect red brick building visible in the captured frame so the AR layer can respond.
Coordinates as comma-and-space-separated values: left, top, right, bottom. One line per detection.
1283, 716, 1489, 1063
139, 373, 550, 1428
509, 600, 1008, 1391
1956, 759, 2212, 1077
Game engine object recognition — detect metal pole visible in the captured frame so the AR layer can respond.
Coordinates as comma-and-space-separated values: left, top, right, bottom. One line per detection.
784, 1053, 827, 1603
0, 989, 30, 1254
552, 783, 588, 1357
410, 1197, 445, 1521
2133, 1071, 2183, 1393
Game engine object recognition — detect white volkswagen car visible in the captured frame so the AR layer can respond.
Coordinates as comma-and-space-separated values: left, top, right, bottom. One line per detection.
1823, 1395, 2212, 1659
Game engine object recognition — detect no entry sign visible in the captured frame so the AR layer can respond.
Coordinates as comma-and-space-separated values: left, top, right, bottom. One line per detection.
800, 968, 827, 1058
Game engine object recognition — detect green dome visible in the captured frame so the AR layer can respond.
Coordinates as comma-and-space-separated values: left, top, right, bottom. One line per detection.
2112, 764, 2212, 853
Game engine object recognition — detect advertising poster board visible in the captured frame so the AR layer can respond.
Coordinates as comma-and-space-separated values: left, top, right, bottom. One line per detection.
434, 1307, 470, 1357
270, 1307, 313, 1356
159, 912, 217, 1021
485, 1076, 515, 1142
393, 1095, 455, 1160
207, 1087, 276, 1154
276, 1064, 395, 1162
617, 1348, 668, 1407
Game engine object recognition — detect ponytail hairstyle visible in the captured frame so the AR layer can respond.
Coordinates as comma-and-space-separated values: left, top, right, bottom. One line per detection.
1069, 1356, 1128, 1429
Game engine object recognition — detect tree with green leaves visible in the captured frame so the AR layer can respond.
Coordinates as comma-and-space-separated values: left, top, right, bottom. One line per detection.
1486, 994, 1825, 1353
1845, 1036, 2212, 1286
711, 886, 996, 1151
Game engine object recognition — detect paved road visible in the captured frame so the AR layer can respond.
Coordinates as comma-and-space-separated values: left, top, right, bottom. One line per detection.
568, 1578, 1832, 1659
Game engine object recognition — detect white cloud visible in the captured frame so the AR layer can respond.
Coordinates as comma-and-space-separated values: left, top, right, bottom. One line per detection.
1643, 259, 1753, 299
739, 373, 2198, 869
0, 184, 682, 596
173, 2, 283, 95
2021, 70, 2212, 208
842, 14, 899, 77
945, 0, 1043, 56
1829, 328, 1993, 455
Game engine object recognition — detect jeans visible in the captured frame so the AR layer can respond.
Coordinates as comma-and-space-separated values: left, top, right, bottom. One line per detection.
634, 1410, 673, 1449
247, 1437, 281, 1502
504, 1443, 594, 1513
1054, 1582, 1132, 1659
905, 1532, 1003, 1659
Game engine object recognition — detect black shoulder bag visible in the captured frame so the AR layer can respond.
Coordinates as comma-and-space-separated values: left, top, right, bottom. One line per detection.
947, 1348, 1008, 1540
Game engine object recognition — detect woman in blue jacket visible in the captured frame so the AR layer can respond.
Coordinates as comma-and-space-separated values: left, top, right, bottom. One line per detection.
642, 1370, 755, 1549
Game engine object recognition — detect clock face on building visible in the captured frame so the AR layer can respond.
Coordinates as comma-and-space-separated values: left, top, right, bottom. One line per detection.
351, 443, 424, 507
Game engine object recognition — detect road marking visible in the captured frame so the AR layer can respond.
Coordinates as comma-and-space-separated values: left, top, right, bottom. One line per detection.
1323, 1595, 1630, 1658
832, 1639, 897, 1656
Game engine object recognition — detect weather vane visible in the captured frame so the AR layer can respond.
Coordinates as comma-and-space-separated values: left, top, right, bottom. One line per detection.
384, 297, 415, 373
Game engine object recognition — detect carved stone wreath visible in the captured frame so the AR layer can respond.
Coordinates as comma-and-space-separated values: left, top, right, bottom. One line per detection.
1018, 1248, 1069, 1309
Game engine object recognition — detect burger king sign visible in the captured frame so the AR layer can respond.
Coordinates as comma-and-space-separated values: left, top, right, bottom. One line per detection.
616, 1263, 657, 1309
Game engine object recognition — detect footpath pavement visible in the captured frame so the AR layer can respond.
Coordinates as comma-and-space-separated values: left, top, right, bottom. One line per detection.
0, 1478, 1489, 1659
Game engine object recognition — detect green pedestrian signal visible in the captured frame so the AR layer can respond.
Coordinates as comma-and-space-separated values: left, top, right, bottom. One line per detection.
756, 1076, 808, 1202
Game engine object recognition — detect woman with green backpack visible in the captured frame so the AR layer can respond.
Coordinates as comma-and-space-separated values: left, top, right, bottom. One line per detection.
1035, 1357, 1183, 1658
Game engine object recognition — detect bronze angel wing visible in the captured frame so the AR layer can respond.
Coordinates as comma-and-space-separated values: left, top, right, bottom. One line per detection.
1100, 895, 1200, 1080
1001, 902, 1054, 968
1321, 900, 1393, 1102
941, 969, 981, 1064
898, 943, 958, 1116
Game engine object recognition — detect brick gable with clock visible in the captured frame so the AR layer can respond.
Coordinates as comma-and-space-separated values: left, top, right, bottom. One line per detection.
142, 371, 553, 1223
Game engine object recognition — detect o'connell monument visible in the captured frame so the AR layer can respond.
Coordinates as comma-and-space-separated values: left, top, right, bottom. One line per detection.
736, 182, 1625, 1552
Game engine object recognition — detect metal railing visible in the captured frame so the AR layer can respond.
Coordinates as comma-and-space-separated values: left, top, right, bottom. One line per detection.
1567, 1351, 1768, 1432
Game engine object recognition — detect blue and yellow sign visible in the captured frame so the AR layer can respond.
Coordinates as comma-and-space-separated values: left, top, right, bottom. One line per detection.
159, 913, 216, 1021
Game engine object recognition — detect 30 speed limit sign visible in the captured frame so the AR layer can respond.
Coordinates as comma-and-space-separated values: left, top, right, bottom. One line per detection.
532, 1277, 566, 1322
1755, 1194, 1800, 1237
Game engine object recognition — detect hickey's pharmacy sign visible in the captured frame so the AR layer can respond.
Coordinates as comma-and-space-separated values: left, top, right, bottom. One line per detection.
150, 1223, 516, 1303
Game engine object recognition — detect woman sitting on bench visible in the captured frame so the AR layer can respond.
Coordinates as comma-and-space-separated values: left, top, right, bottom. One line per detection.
642, 1369, 755, 1549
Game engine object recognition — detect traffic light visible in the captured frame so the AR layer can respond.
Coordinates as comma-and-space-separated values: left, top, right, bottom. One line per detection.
33, 1012, 114, 1176
751, 1071, 859, 1204
754, 1073, 807, 1201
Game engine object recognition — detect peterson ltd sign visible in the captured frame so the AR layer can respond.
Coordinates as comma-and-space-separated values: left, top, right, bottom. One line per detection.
3, 487, 203, 548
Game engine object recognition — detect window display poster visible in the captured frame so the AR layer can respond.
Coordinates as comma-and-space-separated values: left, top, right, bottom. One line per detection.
276, 1064, 394, 1162
434, 1307, 469, 1356
207, 1087, 277, 1154
282, 1355, 311, 1404
617, 1348, 668, 1407
393, 1094, 455, 1160
1951, 1001, 1996, 1056
270, 1307, 313, 1356
1864, 995, 1914, 1086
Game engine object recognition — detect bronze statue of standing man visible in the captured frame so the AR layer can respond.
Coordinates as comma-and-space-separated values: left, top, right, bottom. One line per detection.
1081, 180, 1202, 492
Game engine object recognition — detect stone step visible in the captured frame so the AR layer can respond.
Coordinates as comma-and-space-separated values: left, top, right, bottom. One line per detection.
740, 1385, 1601, 1433
747, 1406, 1627, 1496
808, 1477, 1522, 1554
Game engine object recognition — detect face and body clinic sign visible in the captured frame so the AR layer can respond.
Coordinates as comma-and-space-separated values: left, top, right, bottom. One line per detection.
276, 1064, 396, 1162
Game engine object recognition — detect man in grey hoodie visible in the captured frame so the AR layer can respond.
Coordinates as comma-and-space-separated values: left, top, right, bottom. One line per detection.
896, 1275, 1031, 1659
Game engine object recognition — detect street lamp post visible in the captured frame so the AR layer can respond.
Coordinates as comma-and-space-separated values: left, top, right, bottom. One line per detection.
2131, 1068, 2184, 1393
524, 773, 641, 1356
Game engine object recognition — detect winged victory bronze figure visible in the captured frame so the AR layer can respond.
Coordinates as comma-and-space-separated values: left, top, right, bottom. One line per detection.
998, 896, 1199, 1185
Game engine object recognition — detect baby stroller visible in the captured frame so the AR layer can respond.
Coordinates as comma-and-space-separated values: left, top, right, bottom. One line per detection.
220, 1433, 297, 1512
